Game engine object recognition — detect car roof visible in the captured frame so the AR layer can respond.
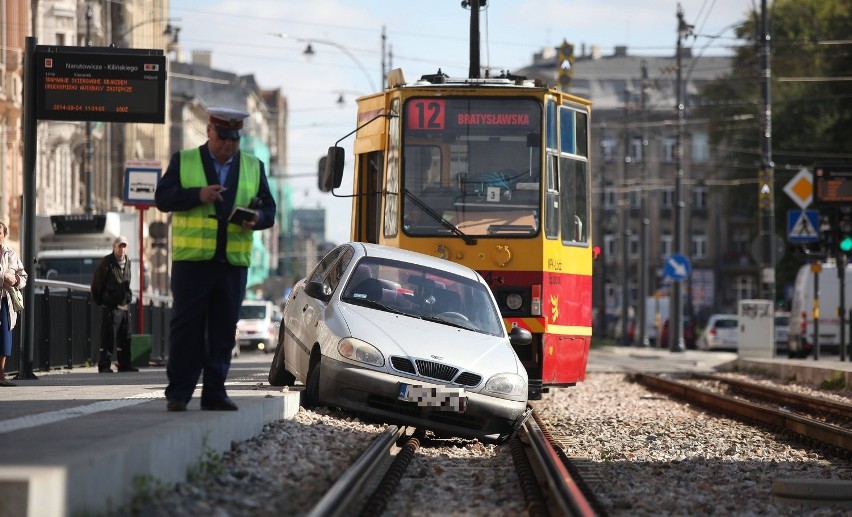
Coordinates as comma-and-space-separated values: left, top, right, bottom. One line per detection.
350, 242, 482, 282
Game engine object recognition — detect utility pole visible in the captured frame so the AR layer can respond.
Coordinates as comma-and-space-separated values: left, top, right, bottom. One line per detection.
620, 86, 632, 346
639, 60, 650, 347
84, 1, 94, 214
759, 0, 776, 302
671, 4, 693, 352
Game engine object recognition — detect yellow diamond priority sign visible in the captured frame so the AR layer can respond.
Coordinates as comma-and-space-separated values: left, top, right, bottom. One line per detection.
783, 168, 812, 209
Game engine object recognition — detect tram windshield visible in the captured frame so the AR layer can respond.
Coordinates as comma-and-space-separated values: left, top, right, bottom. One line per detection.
401, 97, 542, 238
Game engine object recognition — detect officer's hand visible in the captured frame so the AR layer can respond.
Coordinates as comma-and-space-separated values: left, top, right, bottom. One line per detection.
240, 211, 259, 230
200, 185, 226, 203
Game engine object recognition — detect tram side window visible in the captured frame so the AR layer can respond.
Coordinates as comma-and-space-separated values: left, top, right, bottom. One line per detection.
560, 158, 589, 245
545, 154, 559, 239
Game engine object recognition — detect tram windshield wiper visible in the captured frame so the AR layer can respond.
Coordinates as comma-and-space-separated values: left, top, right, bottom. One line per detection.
404, 189, 476, 245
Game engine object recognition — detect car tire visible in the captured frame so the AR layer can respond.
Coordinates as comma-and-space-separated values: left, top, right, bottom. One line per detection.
303, 360, 321, 408
268, 344, 296, 386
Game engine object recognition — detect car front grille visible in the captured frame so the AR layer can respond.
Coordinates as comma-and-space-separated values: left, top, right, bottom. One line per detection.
390, 356, 481, 387
415, 359, 458, 381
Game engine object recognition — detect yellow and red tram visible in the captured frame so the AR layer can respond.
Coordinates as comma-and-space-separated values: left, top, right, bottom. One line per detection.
322, 68, 593, 399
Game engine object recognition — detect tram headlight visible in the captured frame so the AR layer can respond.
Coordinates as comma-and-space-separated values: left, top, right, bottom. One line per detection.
506, 293, 523, 310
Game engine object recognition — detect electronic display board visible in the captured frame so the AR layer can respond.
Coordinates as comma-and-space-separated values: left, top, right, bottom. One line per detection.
814, 163, 852, 205
35, 46, 166, 124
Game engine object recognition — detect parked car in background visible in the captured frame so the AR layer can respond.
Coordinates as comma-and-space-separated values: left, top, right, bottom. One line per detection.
268, 242, 532, 444
659, 316, 697, 349
237, 300, 281, 353
698, 314, 739, 351
774, 311, 790, 354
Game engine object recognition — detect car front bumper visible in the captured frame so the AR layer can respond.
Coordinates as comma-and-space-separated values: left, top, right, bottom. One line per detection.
318, 356, 529, 444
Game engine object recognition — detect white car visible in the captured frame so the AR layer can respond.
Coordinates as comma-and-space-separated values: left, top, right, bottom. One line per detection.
268, 242, 532, 444
698, 314, 739, 350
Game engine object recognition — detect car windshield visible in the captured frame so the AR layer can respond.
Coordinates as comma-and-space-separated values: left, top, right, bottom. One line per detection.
240, 304, 267, 319
341, 257, 504, 337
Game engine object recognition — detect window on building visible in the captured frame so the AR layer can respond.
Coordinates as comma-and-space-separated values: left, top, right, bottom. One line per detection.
604, 232, 616, 259
692, 132, 709, 162
692, 184, 708, 210
629, 233, 639, 259
662, 188, 674, 209
629, 189, 640, 209
630, 136, 643, 162
735, 275, 754, 301
733, 228, 750, 254
691, 232, 708, 259
601, 134, 616, 163
603, 182, 616, 210
661, 232, 673, 258
661, 137, 675, 163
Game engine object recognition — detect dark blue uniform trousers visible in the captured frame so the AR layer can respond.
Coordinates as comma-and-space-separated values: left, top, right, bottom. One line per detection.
165, 260, 247, 404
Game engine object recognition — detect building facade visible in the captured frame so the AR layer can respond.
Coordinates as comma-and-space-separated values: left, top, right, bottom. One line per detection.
519, 44, 759, 340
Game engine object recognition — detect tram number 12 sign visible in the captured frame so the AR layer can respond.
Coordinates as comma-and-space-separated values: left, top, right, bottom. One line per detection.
35, 46, 167, 124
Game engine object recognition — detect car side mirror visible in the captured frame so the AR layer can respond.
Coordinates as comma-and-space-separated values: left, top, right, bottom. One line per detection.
509, 326, 532, 346
304, 281, 332, 302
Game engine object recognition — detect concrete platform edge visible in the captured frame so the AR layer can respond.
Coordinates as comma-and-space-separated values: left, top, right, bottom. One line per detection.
726, 358, 852, 389
0, 390, 301, 517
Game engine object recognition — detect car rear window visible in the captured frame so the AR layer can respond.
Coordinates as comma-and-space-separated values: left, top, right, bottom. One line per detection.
715, 319, 737, 329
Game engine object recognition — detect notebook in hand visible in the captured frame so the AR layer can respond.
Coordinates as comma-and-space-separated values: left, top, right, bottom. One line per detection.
228, 206, 257, 225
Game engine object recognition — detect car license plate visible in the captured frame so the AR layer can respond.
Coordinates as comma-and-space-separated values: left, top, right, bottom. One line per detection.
397, 383, 467, 412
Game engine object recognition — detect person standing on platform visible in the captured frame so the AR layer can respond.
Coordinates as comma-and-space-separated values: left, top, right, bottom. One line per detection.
155, 107, 277, 412
91, 235, 137, 373
0, 221, 27, 387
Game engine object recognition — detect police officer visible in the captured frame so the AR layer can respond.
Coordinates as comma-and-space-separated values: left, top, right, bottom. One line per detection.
91, 235, 136, 373
155, 107, 277, 412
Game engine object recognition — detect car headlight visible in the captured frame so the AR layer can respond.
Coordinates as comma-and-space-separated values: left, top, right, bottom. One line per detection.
337, 338, 384, 367
484, 373, 527, 397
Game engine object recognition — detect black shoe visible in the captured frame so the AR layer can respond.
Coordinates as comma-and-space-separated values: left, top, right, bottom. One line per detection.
117, 365, 139, 372
167, 399, 187, 412
200, 397, 238, 411
98, 367, 114, 373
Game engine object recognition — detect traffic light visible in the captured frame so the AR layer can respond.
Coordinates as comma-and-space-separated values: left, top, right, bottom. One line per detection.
838, 208, 852, 254
819, 213, 835, 250
557, 40, 574, 91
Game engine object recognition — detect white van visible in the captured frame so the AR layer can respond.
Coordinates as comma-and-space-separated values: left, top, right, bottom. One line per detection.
237, 300, 282, 353
788, 261, 852, 358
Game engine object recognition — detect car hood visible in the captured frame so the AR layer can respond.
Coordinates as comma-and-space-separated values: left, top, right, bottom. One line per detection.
338, 304, 521, 375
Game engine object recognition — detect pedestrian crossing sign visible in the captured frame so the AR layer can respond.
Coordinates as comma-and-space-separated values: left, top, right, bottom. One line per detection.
787, 209, 819, 243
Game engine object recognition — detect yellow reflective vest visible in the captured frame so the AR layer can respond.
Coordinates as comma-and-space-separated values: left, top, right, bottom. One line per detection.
171, 149, 260, 266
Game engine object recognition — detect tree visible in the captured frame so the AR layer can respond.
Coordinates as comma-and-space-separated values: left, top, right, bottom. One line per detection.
696, 0, 852, 301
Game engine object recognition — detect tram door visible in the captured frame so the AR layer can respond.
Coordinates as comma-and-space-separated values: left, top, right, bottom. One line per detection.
354, 151, 384, 243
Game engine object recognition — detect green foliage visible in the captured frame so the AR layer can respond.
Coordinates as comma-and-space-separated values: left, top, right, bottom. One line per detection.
697, 0, 852, 295
820, 371, 847, 390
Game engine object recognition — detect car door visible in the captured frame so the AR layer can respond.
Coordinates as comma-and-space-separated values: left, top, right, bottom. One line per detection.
284, 246, 346, 380
288, 246, 355, 380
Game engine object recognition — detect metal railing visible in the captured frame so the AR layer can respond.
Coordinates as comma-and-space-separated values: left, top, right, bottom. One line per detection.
7, 280, 172, 376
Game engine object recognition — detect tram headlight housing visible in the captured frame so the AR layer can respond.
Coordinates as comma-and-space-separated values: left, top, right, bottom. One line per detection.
506, 293, 523, 310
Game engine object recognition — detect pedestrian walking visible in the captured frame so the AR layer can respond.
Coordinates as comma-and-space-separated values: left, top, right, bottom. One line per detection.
0, 221, 27, 387
155, 106, 277, 412
91, 235, 137, 373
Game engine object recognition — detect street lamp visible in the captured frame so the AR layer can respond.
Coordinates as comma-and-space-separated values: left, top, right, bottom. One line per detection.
113, 17, 180, 47
270, 32, 379, 92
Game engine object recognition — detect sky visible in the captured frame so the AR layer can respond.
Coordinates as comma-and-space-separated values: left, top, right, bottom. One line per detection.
168, 0, 755, 245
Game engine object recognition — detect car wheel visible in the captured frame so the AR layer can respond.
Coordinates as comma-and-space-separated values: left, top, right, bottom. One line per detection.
268, 343, 296, 386
303, 360, 321, 408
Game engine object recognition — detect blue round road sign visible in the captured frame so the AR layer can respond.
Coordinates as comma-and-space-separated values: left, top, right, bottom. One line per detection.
664, 253, 692, 280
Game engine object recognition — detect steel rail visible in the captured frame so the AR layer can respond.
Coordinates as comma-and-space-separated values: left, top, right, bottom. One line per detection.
307, 425, 406, 517
523, 414, 598, 517
693, 373, 852, 419
634, 373, 852, 454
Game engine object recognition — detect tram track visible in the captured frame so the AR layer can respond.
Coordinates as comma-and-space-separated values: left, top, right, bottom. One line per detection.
632, 372, 852, 458
302, 409, 601, 517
